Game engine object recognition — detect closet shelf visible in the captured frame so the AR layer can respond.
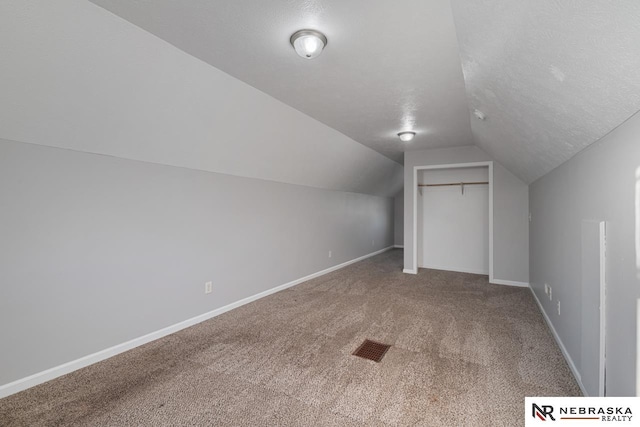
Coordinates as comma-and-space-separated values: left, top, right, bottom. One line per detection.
418, 181, 488, 195
418, 181, 488, 187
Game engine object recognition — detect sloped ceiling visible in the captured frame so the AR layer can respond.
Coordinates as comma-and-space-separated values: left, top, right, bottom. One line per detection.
450, 0, 640, 183
0, 1, 403, 197
89, 0, 474, 164
91, 0, 640, 183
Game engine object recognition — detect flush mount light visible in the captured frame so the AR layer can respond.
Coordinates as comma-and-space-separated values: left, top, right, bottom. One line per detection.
473, 109, 486, 121
290, 29, 327, 59
398, 131, 416, 142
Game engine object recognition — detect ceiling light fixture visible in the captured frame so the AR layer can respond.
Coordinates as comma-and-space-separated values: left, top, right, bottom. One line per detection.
290, 29, 327, 59
473, 109, 486, 121
398, 131, 416, 142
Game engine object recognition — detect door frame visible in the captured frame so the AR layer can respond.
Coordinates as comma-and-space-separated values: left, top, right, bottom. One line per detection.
599, 221, 606, 396
406, 161, 494, 282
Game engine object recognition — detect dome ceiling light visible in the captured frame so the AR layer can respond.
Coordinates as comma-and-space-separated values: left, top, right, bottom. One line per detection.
290, 29, 327, 59
398, 131, 416, 142
473, 109, 486, 120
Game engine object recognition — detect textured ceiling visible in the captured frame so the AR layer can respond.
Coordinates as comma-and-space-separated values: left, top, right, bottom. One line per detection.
450, 0, 640, 183
90, 0, 640, 183
89, 0, 474, 164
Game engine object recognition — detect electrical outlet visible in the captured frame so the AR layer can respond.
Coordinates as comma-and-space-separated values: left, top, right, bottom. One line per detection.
205, 281, 212, 294
557, 300, 561, 316
328, 250, 332, 258
549, 287, 552, 301
544, 284, 549, 295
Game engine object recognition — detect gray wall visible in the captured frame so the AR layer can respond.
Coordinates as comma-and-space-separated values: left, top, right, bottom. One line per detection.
0, 1, 401, 389
530, 110, 640, 396
404, 146, 529, 283
0, 139, 394, 386
394, 191, 404, 247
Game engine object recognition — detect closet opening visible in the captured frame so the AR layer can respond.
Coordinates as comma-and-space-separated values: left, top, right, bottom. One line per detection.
411, 161, 494, 280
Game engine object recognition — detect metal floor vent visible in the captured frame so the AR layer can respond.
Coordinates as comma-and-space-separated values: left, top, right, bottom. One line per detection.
352, 339, 391, 363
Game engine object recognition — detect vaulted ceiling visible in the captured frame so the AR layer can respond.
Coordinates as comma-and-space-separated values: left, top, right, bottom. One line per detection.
91, 0, 640, 183
450, 0, 640, 183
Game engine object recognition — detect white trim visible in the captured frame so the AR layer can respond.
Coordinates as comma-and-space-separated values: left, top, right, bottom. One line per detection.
0, 246, 394, 399
412, 165, 418, 273
636, 299, 640, 397
599, 221, 606, 396
393, 245, 404, 249
489, 162, 494, 281
408, 161, 494, 282
419, 264, 489, 276
490, 279, 530, 288
530, 287, 587, 396
402, 268, 417, 275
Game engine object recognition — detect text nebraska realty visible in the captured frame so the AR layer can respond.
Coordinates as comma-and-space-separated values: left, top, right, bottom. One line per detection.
560, 405, 632, 422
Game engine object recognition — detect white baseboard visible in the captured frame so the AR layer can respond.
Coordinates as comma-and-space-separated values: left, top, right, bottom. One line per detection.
402, 268, 417, 274
393, 245, 404, 249
529, 288, 587, 396
0, 246, 394, 399
419, 264, 489, 276
490, 278, 530, 288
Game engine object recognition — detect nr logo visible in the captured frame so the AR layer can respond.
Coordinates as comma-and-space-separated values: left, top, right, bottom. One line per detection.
532, 403, 556, 421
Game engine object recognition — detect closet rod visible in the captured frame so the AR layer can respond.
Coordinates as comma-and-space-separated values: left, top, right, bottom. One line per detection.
418, 181, 488, 187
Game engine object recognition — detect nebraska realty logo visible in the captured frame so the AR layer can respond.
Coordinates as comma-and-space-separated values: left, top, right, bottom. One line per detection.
525, 397, 639, 426
532, 403, 555, 421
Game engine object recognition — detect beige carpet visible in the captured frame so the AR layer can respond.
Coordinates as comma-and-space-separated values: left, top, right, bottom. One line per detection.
0, 249, 580, 426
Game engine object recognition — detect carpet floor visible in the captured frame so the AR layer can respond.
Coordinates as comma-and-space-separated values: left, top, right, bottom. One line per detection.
0, 249, 580, 426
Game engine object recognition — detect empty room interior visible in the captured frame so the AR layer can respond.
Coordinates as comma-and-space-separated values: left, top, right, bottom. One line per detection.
1, 0, 639, 425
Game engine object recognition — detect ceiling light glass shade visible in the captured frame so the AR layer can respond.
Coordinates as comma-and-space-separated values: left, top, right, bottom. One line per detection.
473, 109, 486, 120
290, 29, 327, 59
398, 131, 416, 142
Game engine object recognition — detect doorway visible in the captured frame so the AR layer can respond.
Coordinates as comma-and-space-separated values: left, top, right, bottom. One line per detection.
580, 220, 607, 396
417, 166, 489, 274
410, 161, 494, 280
